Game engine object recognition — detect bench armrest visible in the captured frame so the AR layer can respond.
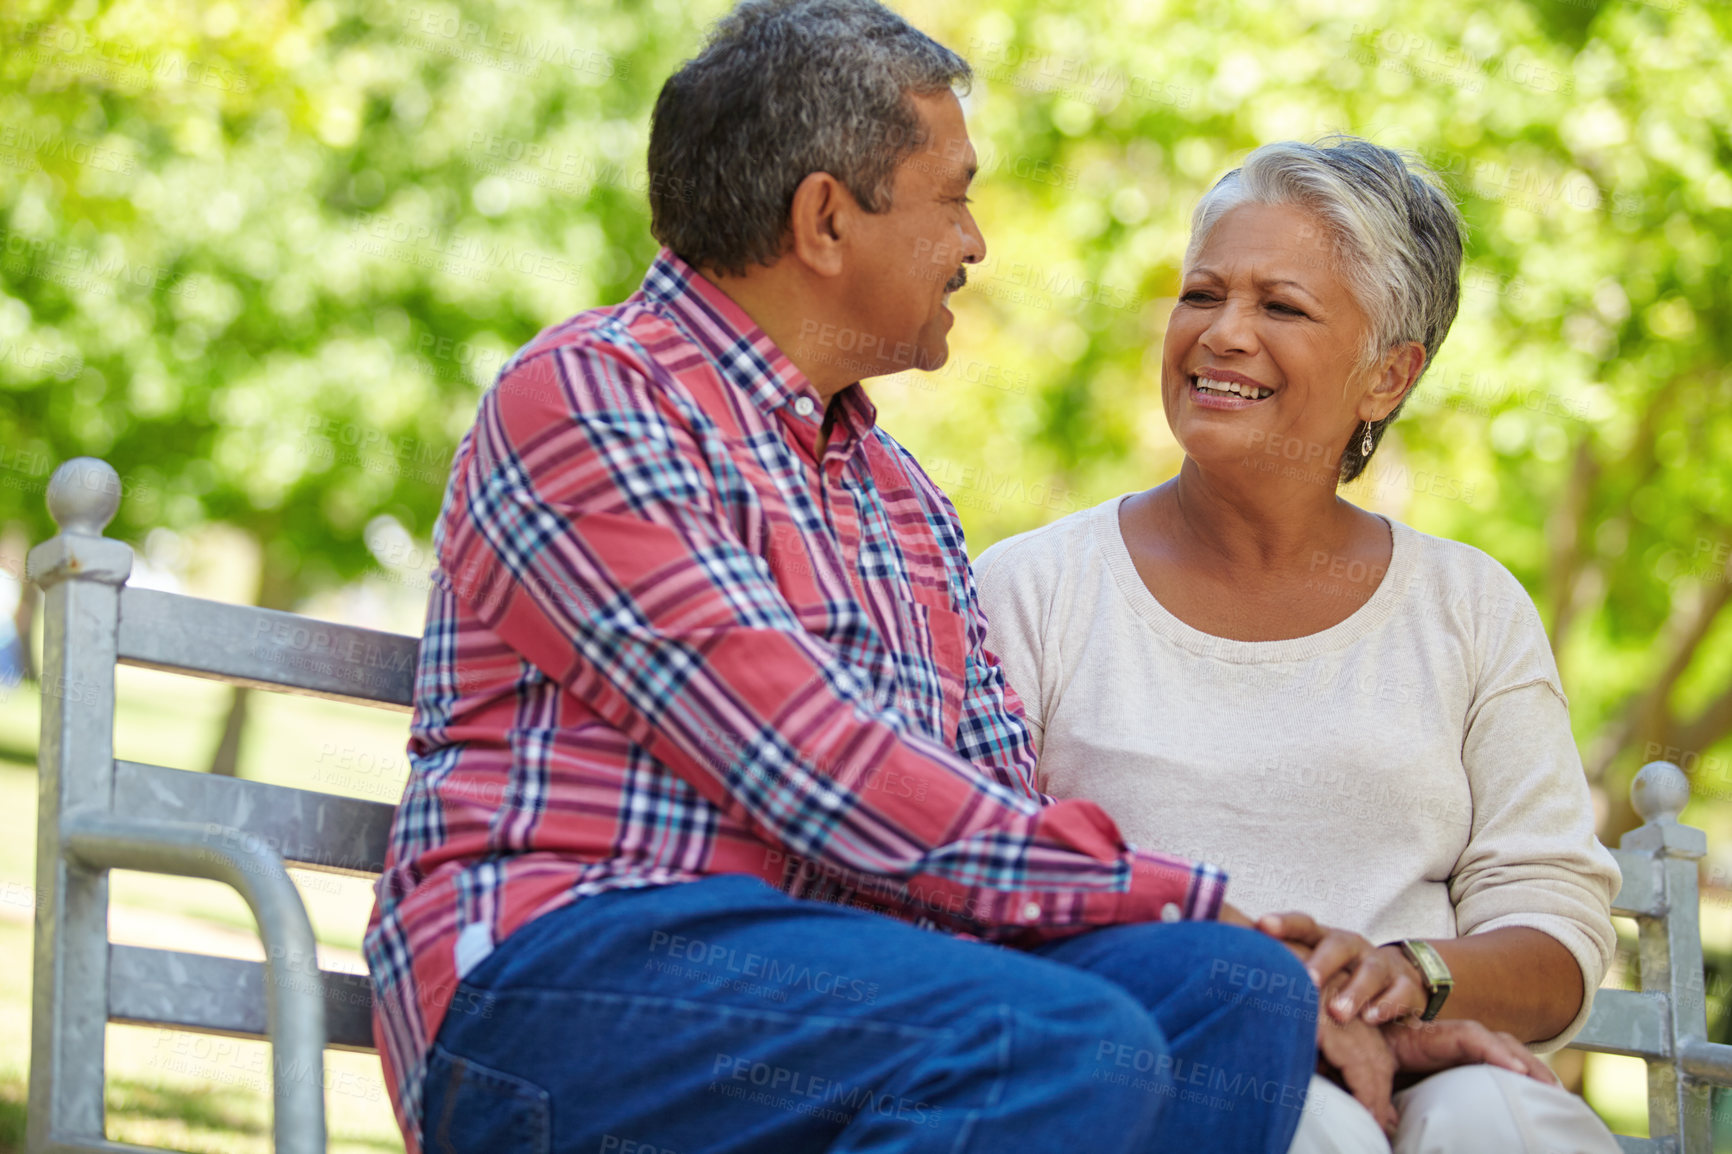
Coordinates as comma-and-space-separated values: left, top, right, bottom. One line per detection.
62, 813, 329, 1154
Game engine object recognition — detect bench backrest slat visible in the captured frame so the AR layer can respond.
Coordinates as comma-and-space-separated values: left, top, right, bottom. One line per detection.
117, 586, 418, 711
112, 759, 396, 876
108, 943, 379, 1052
1570, 988, 1668, 1061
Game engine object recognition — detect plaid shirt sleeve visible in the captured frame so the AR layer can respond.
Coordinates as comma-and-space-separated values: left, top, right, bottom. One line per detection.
950, 523, 1047, 800
444, 340, 1226, 936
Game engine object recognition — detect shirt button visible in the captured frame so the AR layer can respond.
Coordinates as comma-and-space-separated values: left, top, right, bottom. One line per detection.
1021, 901, 1042, 922
1160, 903, 1182, 923
793, 397, 816, 418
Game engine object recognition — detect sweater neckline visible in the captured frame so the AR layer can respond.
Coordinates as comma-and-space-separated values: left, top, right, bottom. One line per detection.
1093, 494, 1415, 663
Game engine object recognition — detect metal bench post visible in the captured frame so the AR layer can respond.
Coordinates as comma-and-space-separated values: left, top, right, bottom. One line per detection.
25, 458, 331, 1154
1617, 761, 1730, 1152
26, 459, 133, 1153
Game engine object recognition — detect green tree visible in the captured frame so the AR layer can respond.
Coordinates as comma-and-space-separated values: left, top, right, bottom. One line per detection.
885, 0, 1732, 841
1, 0, 1729, 823
0, 0, 717, 768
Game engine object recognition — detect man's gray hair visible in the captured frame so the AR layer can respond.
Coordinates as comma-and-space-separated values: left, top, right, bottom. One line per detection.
647, 0, 971, 277
1186, 137, 1464, 483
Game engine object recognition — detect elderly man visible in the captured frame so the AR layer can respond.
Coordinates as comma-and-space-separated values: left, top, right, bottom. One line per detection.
364, 2, 1317, 1151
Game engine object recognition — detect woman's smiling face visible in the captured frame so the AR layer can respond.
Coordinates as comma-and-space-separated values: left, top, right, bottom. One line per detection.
1162, 201, 1390, 483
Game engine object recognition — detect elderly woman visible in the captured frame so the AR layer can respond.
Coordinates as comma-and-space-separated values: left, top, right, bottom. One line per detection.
975, 138, 1622, 1152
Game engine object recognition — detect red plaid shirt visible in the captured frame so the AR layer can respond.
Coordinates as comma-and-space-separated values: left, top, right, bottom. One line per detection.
365, 250, 1227, 1151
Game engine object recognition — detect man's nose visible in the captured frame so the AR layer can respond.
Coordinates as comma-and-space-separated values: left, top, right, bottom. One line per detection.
958, 207, 986, 265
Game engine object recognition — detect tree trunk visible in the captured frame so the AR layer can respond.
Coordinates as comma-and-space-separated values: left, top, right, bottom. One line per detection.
1541, 439, 1599, 652
206, 552, 298, 777
206, 682, 252, 778
1585, 559, 1732, 845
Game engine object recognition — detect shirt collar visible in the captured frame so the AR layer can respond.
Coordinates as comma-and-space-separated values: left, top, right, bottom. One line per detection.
640, 248, 878, 435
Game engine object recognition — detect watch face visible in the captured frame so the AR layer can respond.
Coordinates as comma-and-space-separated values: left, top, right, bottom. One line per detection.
1404, 941, 1450, 983
1399, 941, 1452, 1020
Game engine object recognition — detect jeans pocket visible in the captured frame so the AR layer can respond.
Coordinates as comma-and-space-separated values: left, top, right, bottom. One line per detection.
422, 1041, 553, 1154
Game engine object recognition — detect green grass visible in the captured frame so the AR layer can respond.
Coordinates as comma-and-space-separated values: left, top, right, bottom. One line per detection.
0, 1075, 22, 1154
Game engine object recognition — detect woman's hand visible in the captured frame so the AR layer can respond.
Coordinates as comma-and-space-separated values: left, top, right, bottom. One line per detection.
1381, 1018, 1559, 1086
1257, 912, 1428, 1024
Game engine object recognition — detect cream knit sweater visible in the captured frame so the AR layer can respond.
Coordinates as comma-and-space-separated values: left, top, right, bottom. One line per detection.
974, 496, 1619, 1048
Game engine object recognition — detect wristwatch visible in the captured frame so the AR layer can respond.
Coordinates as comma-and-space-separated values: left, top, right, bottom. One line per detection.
1389, 939, 1453, 1021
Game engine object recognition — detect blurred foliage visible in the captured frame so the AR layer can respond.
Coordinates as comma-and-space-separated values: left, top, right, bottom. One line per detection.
0, 0, 1730, 828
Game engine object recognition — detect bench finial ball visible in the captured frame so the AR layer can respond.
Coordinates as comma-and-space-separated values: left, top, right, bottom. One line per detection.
1631, 761, 1690, 824
46, 457, 122, 536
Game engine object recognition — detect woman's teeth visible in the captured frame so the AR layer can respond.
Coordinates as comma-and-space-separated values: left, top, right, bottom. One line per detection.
1193, 377, 1272, 400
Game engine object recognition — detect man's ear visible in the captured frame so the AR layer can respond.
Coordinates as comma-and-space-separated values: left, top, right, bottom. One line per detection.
1362, 341, 1426, 421
786, 171, 854, 278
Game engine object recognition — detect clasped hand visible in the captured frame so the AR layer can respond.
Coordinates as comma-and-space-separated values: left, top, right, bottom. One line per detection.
1257, 911, 1425, 1025
1314, 1003, 1556, 1135
1233, 907, 1557, 1136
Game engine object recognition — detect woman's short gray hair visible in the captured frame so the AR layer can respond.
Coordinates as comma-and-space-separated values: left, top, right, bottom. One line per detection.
1186, 137, 1464, 483
648, 0, 970, 277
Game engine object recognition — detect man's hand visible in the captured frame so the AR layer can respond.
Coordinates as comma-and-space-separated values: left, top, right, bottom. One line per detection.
1382, 1018, 1559, 1086
1257, 912, 1427, 1025
1315, 1006, 1399, 1136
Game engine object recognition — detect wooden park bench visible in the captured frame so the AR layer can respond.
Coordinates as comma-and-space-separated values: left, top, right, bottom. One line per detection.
19, 456, 1732, 1153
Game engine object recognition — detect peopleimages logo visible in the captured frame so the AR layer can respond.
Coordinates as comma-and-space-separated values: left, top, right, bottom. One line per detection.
709, 1054, 942, 1127
647, 931, 881, 1004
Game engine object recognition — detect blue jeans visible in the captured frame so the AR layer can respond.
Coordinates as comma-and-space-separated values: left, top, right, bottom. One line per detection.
421, 876, 1316, 1154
